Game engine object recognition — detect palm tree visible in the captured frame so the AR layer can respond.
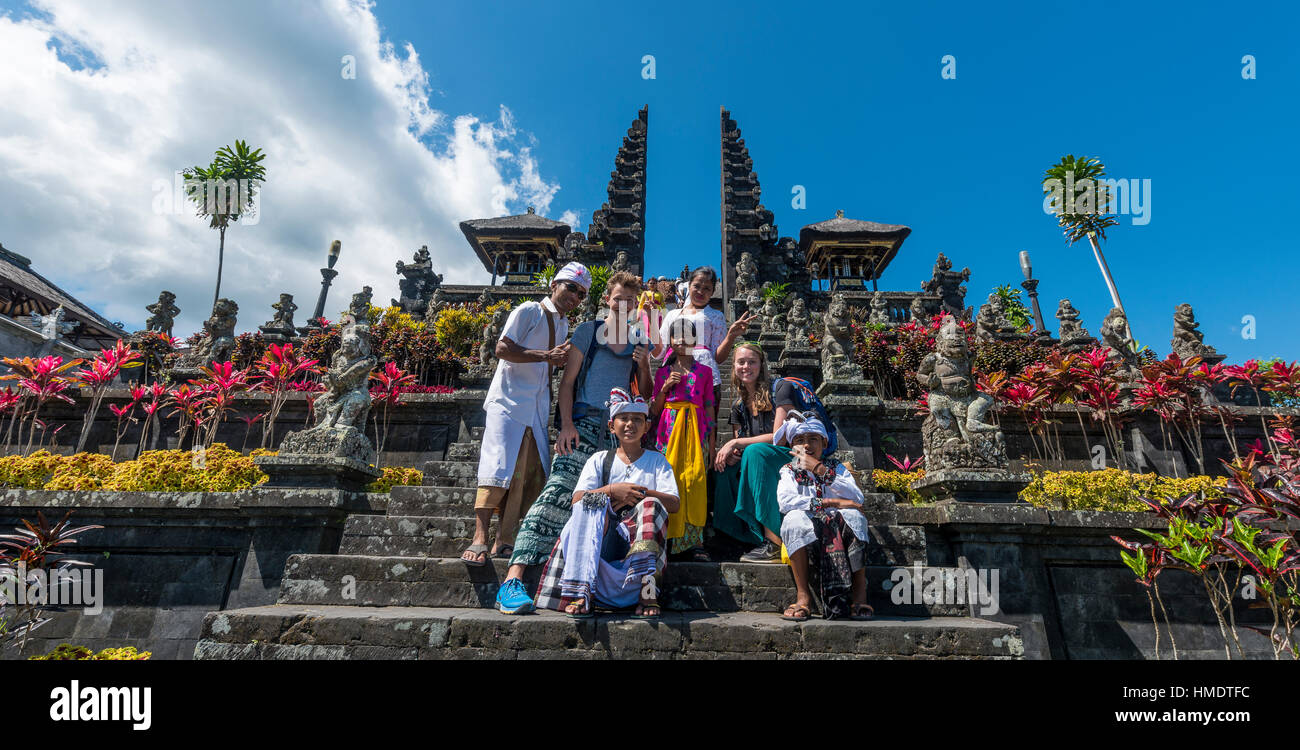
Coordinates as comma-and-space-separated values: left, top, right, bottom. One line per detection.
1042, 155, 1125, 318
183, 140, 268, 309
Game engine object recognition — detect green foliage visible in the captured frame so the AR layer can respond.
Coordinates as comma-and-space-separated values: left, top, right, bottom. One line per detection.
182, 139, 267, 228
30, 644, 151, 660
586, 265, 613, 315
532, 262, 559, 288
1042, 154, 1120, 244
761, 282, 791, 302
993, 284, 1032, 329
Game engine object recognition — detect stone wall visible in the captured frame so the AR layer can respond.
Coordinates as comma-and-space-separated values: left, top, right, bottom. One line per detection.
900, 503, 1285, 659
0, 487, 383, 660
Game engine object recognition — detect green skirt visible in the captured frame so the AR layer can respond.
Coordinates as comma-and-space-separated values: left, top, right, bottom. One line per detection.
712, 443, 791, 545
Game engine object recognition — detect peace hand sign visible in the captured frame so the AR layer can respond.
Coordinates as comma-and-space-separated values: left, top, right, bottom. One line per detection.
727, 311, 758, 338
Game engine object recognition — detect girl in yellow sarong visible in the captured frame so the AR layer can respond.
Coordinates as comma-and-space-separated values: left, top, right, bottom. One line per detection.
652, 319, 716, 560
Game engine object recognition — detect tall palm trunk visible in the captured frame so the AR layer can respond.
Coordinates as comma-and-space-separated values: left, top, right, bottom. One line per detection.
1087, 232, 1125, 318
213, 225, 227, 309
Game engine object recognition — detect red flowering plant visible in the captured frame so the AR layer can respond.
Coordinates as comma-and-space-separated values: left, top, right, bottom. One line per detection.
192, 361, 249, 449
106, 384, 145, 460
1070, 347, 1130, 470
369, 361, 416, 456
72, 340, 143, 453
237, 414, 263, 453
1135, 355, 1215, 476
1224, 360, 1277, 459
134, 383, 166, 458
0, 355, 83, 455
249, 343, 319, 449
164, 383, 204, 450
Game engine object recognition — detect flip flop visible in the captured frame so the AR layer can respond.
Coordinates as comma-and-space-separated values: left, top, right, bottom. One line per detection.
632, 601, 661, 620
492, 545, 514, 560
851, 604, 875, 621
563, 598, 593, 620
781, 604, 811, 622
460, 543, 489, 567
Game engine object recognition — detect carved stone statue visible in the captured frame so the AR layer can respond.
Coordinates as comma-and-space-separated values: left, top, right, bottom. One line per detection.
277, 322, 379, 465
820, 292, 860, 381
393, 245, 443, 318
1055, 299, 1097, 352
611, 250, 631, 274
735, 252, 759, 298
759, 284, 786, 334
464, 307, 508, 386
348, 286, 373, 325
869, 292, 891, 326
266, 293, 298, 330
28, 305, 77, 341
1100, 307, 1141, 380
1171, 303, 1221, 362
915, 315, 1008, 471
193, 299, 238, 364
425, 288, 449, 321
784, 297, 811, 351
975, 293, 1015, 343
145, 291, 180, 337
921, 253, 972, 320
909, 296, 929, 323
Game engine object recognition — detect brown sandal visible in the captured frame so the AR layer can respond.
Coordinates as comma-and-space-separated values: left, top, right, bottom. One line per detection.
781, 603, 811, 622
460, 543, 489, 567
851, 603, 875, 621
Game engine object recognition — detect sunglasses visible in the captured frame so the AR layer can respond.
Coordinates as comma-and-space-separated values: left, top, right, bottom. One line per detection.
560, 281, 587, 299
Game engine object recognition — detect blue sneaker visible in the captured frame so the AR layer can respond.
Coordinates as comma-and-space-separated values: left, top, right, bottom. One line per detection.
496, 578, 535, 614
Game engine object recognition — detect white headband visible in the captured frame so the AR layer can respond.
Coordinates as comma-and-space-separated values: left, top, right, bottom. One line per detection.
606, 387, 648, 417
773, 411, 827, 446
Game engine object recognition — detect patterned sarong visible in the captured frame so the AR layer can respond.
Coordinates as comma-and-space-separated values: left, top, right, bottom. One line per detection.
806, 506, 854, 620
508, 414, 612, 568
535, 497, 669, 612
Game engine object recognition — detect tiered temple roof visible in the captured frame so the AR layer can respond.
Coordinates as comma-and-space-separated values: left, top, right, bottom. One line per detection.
720, 107, 807, 303
583, 107, 648, 274
458, 207, 571, 285
799, 210, 911, 291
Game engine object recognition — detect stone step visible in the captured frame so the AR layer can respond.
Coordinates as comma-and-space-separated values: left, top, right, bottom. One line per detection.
392, 483, 899, 524
421, 460, 477, 488
279, 554, 968, 616
340, 514, 925, 564
194, 604, 1023, 660
388, 485, 478, 516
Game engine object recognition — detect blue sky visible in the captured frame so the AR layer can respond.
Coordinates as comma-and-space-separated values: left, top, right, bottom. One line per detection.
2, 0, 1296, 362
381, 0, 1297, 362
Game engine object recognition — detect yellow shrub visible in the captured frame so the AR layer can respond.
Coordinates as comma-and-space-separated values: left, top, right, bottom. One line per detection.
873, 469, 926, 505
0, 445, 270, 492
1019, 468, 1227, 512
30, 644, 152, 660
367, 466, 423, 493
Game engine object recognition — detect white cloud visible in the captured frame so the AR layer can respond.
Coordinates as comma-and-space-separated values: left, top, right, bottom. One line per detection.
0, 0, 564, 337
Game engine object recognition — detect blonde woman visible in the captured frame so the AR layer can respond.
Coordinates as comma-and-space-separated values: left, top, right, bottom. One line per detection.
711, 342, 801, 563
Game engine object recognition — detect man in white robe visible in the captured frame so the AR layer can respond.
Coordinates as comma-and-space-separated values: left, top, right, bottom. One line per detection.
464, 262, 590, 565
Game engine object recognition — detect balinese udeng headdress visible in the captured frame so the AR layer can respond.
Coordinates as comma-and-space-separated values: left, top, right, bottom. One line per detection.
772, 410, 828, 446
606, 387, 649, 418
554, 262, 592, 291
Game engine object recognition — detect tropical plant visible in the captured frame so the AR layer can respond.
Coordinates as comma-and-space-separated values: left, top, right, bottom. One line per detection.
249, 343, 319, 449
532, 262, 559, 288
369, 361, 416, 456
992, 284, 1032, 329
182, 139, 268, 308
0, 511, 102, 652
761, 282, 791, 302
73, 340, 143, 453
1042, 155, 1126, 316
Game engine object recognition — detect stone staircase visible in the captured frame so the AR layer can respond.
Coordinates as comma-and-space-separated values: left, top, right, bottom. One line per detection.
195, 391, 1025, 659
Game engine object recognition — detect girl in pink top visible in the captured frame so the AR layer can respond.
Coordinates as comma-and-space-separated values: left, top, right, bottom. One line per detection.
652, 319, 716, 559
